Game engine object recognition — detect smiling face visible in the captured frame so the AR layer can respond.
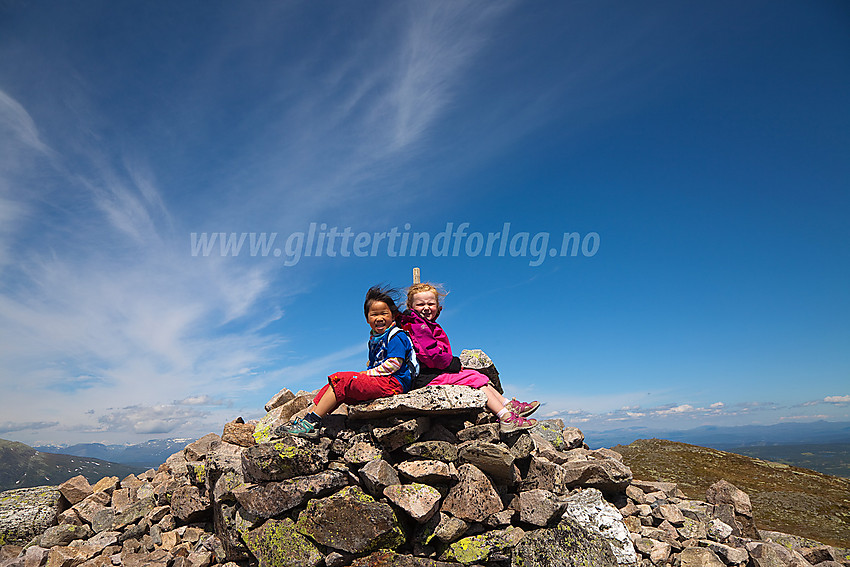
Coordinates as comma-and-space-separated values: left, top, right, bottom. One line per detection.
366, 300, 394, 334
410, 291, 439, 321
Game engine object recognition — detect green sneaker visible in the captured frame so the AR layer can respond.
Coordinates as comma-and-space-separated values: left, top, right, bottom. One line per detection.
283, 417, 320, 439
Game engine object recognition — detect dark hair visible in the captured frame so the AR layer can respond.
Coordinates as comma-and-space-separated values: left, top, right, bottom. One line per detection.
364, 285, 401, 319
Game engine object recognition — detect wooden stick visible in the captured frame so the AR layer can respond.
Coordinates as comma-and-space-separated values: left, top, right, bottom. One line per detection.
413, 267, 420, 284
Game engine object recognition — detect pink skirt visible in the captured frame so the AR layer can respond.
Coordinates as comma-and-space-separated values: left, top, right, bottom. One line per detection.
427, 368, 489, 388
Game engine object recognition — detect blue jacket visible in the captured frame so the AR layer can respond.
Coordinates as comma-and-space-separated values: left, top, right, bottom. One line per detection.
368, 324, 416, 392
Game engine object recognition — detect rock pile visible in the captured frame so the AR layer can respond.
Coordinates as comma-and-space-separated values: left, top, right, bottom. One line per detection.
1, 383, 848, 567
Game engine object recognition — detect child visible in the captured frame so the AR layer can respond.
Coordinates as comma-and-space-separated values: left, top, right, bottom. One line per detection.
284, 286, 416, 438
399, 282, 540, 433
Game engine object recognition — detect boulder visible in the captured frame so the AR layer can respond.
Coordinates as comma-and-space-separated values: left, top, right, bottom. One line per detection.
511, 517, 619, 567
241, 441, 329, 482
232, 470, 347, 518
0, 486, 62, 546
439, 526, 524, 564
383, 483, 442, 523
441, 464, 503, 523
295, 486, 404, 554
242, 517, 322, 567
561, 488, 638, 566
58, 476, 93, 506
348, 385, 487, 419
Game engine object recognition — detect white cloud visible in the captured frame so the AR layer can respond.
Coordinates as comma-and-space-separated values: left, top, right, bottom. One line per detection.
824, 395, 850, 403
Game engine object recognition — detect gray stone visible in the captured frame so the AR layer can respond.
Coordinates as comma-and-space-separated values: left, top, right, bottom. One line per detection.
560, 458, 632, 493
511, 518, 619, 567
456, 423, 500, 443
653, 503, 686, 525
0, 486, 62, 546
183, 433, 221, 462
358, 459, 400, 497
295, 486, 404, 554
534, 420, 584, 451
396, 460, 454, 484
264, 387, 295, 412
458, 441, 516, 484
383, 483, 442, 523
38, 523, 93, 548
513, 489, 560, 526
232, 470, 348, 518
561, 488, 638, 566
347, 385, 487, 419
170, 486, 210, 523
420, 512, 469, 545
440, 526, 524, 564
701, 540, 749, 564
747, 541, 814, 567
441, 464, 503, 523
706, 479, 759, 539
343, 440, 384, 465
521, 456, 568, 494
373, 417, 430, 452
678, 547, 726, 567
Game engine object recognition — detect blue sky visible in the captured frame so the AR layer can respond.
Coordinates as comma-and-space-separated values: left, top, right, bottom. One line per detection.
1, 1, 848, 446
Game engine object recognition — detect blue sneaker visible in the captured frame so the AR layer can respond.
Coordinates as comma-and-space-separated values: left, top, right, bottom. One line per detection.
283, 417, 320, 439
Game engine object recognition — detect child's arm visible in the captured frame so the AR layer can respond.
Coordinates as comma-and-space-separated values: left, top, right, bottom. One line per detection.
365, 357, 403, 377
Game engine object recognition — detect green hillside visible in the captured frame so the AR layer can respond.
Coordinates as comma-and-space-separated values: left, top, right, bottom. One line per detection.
614, 438, 850, 548
0, 438, 144, 492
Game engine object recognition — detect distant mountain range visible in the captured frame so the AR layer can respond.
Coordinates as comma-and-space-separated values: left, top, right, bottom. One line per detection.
0, 438, 145, 492
33, 438, 194, 470
585, 420, 850, 450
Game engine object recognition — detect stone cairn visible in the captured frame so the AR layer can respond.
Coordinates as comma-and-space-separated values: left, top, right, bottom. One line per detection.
2, 382, 849, 567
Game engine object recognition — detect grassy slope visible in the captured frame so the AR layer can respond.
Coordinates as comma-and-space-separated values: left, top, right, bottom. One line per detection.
613, 438, 850, 548
0, 438, 144, 492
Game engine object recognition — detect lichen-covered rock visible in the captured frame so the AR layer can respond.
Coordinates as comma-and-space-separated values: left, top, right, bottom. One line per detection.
242, 517, 323, 567
295, 486, 404, 554
232, 470, 348, 518
348, 385, 487, 419
441, 464, 503, 523
511, 518, 618, 567
184, 433, 221, 462
440, 526, 524, 564
383, 483, 441, 523
402, 441, 458, 462
533, 420, 584, 452
561, 488, 637, 566
38, 523, 93, 547
0, 486, 61, 546
350, 550, 457, 567
458, 349, 504, 394
241, 441, 329, 482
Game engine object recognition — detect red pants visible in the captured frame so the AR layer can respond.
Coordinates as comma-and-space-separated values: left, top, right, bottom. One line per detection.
313, 371, 403, 406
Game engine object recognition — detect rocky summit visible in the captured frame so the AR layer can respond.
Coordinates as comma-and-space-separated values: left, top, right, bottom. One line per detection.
2, 381, 850, 567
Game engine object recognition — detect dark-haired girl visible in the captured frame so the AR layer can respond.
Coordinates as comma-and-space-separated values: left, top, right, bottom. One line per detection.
284, 286, 416, 438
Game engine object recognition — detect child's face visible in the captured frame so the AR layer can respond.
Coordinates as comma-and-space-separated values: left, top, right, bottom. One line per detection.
410, 291, 439, 321
366, 300, 394, 334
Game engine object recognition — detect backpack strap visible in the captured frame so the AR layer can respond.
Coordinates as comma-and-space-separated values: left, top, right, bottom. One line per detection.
388, 327, 419, 379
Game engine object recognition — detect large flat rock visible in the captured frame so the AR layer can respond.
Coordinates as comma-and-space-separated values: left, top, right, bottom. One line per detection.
347, 385, 487, 419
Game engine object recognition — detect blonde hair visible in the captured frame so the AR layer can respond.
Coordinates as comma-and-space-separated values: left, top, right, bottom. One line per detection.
406, 282, 448, 308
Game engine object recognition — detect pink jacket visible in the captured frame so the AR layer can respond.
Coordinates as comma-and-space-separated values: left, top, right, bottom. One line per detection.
399, 309, 453, 370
